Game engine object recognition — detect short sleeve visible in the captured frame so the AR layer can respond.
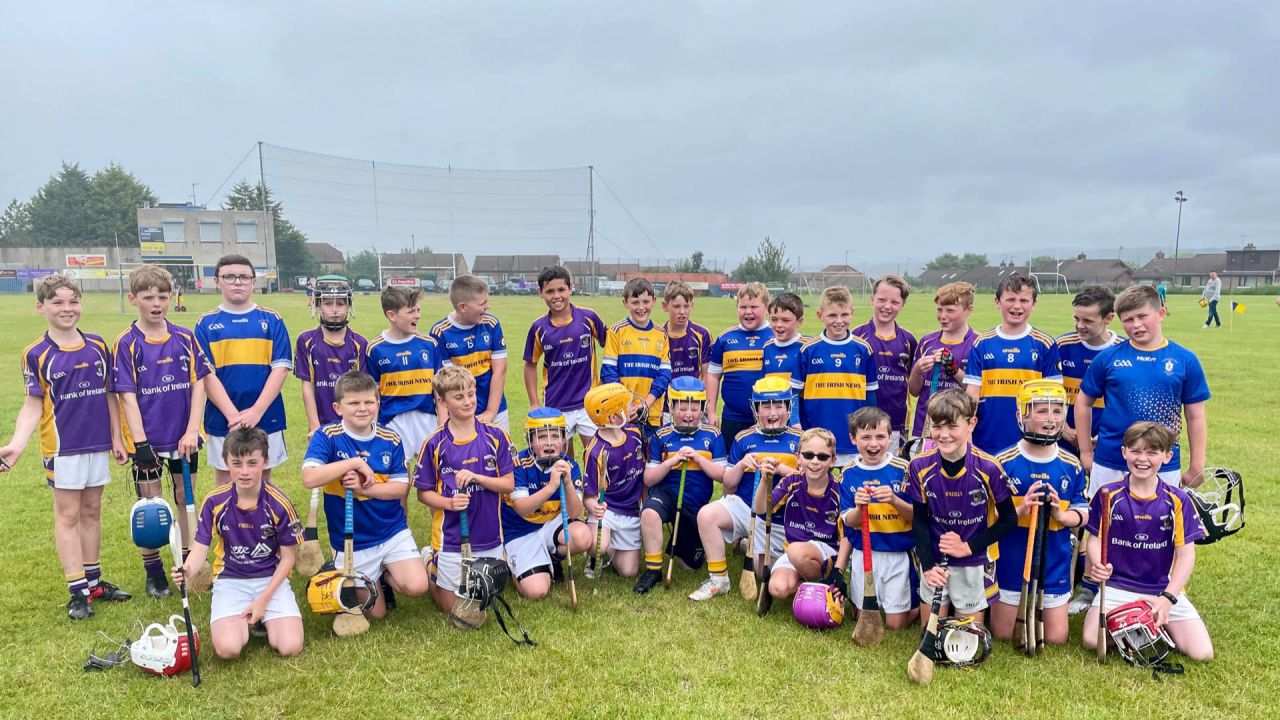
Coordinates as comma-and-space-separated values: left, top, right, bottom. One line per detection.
988, 462, 1013, 504
270, 314, 293, 370
589, 311, 608, 346
490, 319, 508, 359
302, 429, 333, 466
862, 343, 880, 392
569, 459, 584, 493
963, 338, 986, 386
273, 498, 299, 547
699, 327, 713, 366
1085, 490, 1105, 536
110, 336, 137, 394
582, 444, 603, 497
905, 465, 925, 505
1040, 339, 1062, 380
189, 335, 213, 380
1066, 465, 1088, 511
21, 344, 43, 398
708, 336, 725, 375
494, 429, 516, 476
646, 433, 664, 468
726, 436, 746, 465
412, 438, 438, 491
194, 319, 215, 370
365, 345, 382, 382
389, 439, 409, 482
769, 476, 794, 512
195, 496, 216, 545
1180, 352, 1211, 405
709, 432, 726, 462
294, 336, 314, 382
523, 323, 541, 364
510, 462, 533, 499
1079, 347, 1109, 399
838, 470, 857, 512
353, 337, 369, 374
1178, 493, 1207, 546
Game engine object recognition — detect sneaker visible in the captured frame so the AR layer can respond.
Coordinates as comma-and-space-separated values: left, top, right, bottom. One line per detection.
1202, 324, 1209, 329
89, 580, 132, 603
632, 569, 662, 594
551, 560, 566, 585
145, 575, 172, 599
380, 575, 397, 612
249, 620, 268, 638
1067, 587, 1096, 616
688, 576, 731, 602
67, 593, 93, 620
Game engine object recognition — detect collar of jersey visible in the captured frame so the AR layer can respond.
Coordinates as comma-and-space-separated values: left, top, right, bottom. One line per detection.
626, 317, 654, 331
380, 330, 416, 344
771, 334, 802, 347
1129, 338, 1169, 352
938, 328, 975, 345
820, 331, 853, 345
664, 321, 689, 338
341, 421, 379, 442
854, 455, 891, 471
994, 325, 1032, 341
217, 303, 259, 315
134, 321, 172, 344
449, 312, 479, 330
548, 306, 578, 328
1081, 330, 1120, 352
1017, 443, 1058, 464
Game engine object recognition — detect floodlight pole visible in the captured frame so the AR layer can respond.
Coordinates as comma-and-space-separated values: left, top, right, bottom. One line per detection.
1172, 191, 1188, 283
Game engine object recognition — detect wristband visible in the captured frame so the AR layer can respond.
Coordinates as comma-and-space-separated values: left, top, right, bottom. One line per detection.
1159, 591, 1178, 605
1071, 508, 1085, 528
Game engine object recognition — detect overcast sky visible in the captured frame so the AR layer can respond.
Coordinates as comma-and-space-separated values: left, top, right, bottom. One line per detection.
2, 2, 1276, 273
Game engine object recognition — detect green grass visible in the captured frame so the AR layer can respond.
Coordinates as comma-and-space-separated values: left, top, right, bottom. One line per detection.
0, 290, 1274, 720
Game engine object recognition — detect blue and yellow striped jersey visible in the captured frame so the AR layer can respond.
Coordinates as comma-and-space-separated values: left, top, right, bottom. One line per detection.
708, 324, 773, 423
601, 318, 671, 426
430, 314, 508, 415
963, 326, 1061, 454
1056, 330, 1122, 444
792, 333, 879, 455
839, 456, 913, 552
194, 304, 292, 436
302, 422, 409, 550
646, 423, 725, 509
366, 331, 443, 423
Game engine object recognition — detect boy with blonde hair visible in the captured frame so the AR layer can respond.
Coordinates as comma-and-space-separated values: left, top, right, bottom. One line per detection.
431, 275, 509, 431
707, 283, 773, 443
909, 282, 979, 441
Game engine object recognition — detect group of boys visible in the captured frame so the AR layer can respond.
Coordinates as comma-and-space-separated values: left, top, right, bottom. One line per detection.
0, 257, 1216, 666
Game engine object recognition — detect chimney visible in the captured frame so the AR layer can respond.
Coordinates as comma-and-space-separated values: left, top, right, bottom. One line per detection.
1077, 252, 1086, 261
1155, 250, 1166, 260
1245, 243, 1256, 251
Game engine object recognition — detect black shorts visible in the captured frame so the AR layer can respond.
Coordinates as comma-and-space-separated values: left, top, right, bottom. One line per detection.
719, 416, 754, 449
165, 453, 199, 476
642, 485, 705, 569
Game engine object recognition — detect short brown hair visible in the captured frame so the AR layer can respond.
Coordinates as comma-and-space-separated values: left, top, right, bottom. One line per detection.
223, 426, 269, 461
926, 388, 978, 425
214, 254, 254, 277
737, 282, 769, 304
1122, 421, 1176, 453
663, 281, 693, 304
768, 292, 805, 318
381, 285, 422, 315
1073, 285, 1115, 316
36, 274, 81, 303
934, 281, 975, 308
819, 286, 853, 309
433, 364, 475, 399
622, 278, 655, 300
1114, 285, 1162, 317
129, 264, 173, 295
334, 371, 379, 403
849, 406, 891, 435
997, 272, 1038, 301
798, 427, 836, 454
449, 274, 489, 308
872, 274, 910, 302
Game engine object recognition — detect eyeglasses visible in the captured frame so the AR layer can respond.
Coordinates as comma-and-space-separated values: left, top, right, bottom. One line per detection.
799, 451, 832, 462
218, 275, 255, 285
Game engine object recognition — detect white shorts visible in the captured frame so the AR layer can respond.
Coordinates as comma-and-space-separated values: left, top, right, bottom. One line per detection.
849, 549, 915, 614
485, 410, 510, 433
1088, 463, 1181, 498
714, 495, 786, 557
206, 431, 288, 471
564, 408, 597, 439
587, 510, 641, 551
1092, 586, 1200, 621
754, 517, 787, 559
45, 452, 110, 490
889, 431, 903, 457
919, 563, 997, 614
429, 546, 505, 593
772, 540, 838, 574
210, 576, 301, 623
334, 528, 419, 582
998, 589, 1072, 610
388, 411, 438, 463
504, 522, 565, 578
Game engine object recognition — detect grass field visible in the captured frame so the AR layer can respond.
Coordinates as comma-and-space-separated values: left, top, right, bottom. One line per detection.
0, 289, 1274, 720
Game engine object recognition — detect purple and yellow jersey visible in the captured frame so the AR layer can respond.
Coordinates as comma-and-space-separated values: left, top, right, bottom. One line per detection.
295, 327, 369, 427
993, 445, 1088, 594
910, 327, 979, 437
430, 313, 508, 415
964, 326, 1061, 454
852, 321, 918, 434
839, 456, 913, 552
793, 333, 880, 455
1088, 478, 1206, 595
110, 322, 213, 454
22, 331, 113, 459
196, 481, 300, 580
366, 332, 442, 423
665, 321, 712, 382
503, 450, 583, 540
727, 426, 802, 520
906, 446, 1014, 568
646, 423, 725, 510
413, 420, 514, 553
303, 422, 408, 551
601, 318, 671, 427
1056, 330, 1122, 446
583, 426, 646, 518
194, 304, 292, 436
1079, 339, 1210, 473
769, 472, 843, 550
708, 324, 773, 423
523, 305, 607, 412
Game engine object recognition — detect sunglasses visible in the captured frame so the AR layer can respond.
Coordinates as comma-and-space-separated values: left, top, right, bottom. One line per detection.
799, 451, 833, 462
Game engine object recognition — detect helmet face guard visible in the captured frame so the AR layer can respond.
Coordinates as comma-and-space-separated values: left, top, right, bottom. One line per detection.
750, 377, 793, 437
668, 377, 708, 435
932, 617, 992, 667
314, 275, 353, 331
585, 383, 635, 429
1016, 379, 1067, 446
1106, 600, 1177, 668
1188, 467, 1244, 545
526, 408, 568, 465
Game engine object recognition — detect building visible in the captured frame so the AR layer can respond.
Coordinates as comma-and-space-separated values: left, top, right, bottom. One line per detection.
1223, 244, 1280, 289
471, 254, 561, 283
617, 271, 729, 295
1134, 251, 1227, 290
1041, 253, 1133, 289
306, 242, 345, 274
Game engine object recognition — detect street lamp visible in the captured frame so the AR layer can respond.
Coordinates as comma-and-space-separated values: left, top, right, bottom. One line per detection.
1172, 191, 1188, 285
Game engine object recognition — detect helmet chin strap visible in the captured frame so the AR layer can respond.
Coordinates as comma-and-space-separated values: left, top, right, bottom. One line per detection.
320, 317, 350, 332
1022, 433, 1060, 446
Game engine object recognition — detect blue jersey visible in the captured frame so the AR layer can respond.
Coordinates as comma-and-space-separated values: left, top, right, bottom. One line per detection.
646, 423, 726, 510
839, 456, 913, 552
195, 304, 292, 436
1079, 339, 1210, 473
601, 318, 672, 427
430, 313, 508, 415
366, 332, 443, 422
762, 335, 807, 426
1057, 330, 1122, 451
709, 324, 774, 423
964, 326, 1061, 454
993, 444, 1088, 595
792, 333, 879, 455
503, 450, 583, 541
303, 422, 409, 551
727, 426, 802, 520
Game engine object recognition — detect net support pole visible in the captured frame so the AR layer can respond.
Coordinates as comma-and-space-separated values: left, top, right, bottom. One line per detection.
258, 141, 275, 291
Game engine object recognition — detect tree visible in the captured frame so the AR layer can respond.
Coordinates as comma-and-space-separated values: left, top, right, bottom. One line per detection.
223, 180, 316, 282
674, 250, 706, 273
731, 236, 790, 284
925, 252, 989, 271
346, 249, 380, 283
28, 163, 96, 245
0, 199, 32, 246
89, 163, 157, 246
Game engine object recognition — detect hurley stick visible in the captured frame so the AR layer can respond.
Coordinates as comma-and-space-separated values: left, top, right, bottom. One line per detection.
295, 487, 325, 577
851, 504, 884, 646
664, 463, 689, 589
907, 556, 948, 685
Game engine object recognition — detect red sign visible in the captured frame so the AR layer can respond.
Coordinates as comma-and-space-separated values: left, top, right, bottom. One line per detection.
719, 281, 746, 291
66, 254, 107, 267
388, 277, 419, 287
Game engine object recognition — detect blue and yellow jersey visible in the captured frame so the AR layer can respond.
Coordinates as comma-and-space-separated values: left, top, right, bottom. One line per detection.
762, 335, 807, 426
839, 456, 913, 552
993, 445, 1088, 594
727, 426, 802, 520
646, 423, 726, 510
303, 422, 409, 551
430, 313, 508, 415
708, 324, 774, 423
793, 333, 879, 455
194, 304, 292, 436
503, 450, 583, 540
1056, 330, 1123, 444
963, 326, 1061, 454
367, 331, 443, 423
601, 318, 671, 427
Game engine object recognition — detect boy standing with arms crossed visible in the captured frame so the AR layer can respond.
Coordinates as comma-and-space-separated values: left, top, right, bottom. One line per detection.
523, 266, 607, 445
853, 275, 918, 455
431, 275, 509, 431
707, 283, 773, 443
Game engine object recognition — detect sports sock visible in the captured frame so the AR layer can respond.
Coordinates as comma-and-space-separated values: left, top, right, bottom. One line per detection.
84, 561, 102, 588
142, 551, 164, 578
707, 559, 728, 578
645, 552, 663, 572
1079, 578, 1098, 594
67, 571, 89, 597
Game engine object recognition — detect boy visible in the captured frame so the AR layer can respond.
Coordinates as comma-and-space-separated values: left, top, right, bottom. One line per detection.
581, 383, 648, 578
706, 283, 773, 443
430, 275, 509, 431
907, 389, 1017, 623
990, 380, 1088, 645
112, 264, 213, 598
964, 273, 1061, 455
793, 286, 879, 466
301, 371, 429, 619
1, 274, 131, 619
503, 408, 594, 599
690, 377, 800, 601
662, 281, 713, 386
909, 281, 979, 441
759, 428, 844, 603
761, 292, 807, 427
837, 407, 917, 629
853, 275, 918, 454
1081, 422, 1213, 661
297, 277, 368, 436
1076, 285, 1209, 493
175, 427, 302, 659
195, 255, 292, 483
522, 266, 607, 444
1056, 286, 1122, 454
367, 286, 442, 460
601, 278, 671, 435
635, 377, 726, 594
414, 366, 515, 614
